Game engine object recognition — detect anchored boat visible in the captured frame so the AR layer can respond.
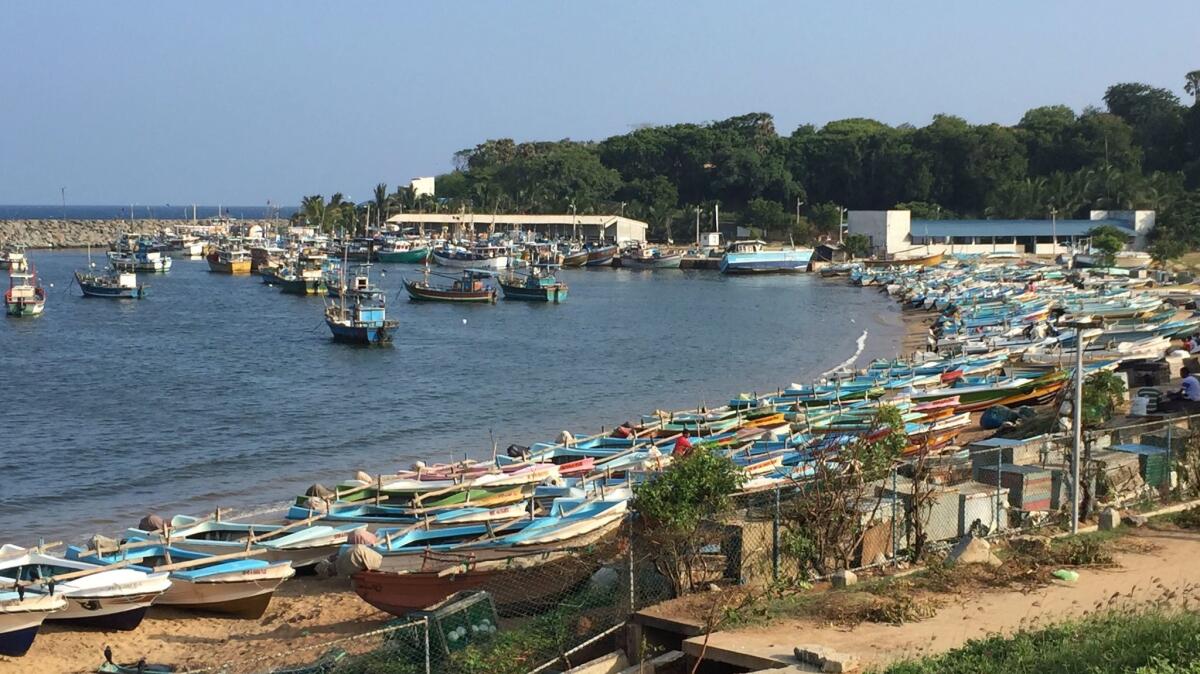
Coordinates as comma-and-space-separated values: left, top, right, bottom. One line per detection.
206, 248, 252, 274
619, 247, 684, 269
75, 268, 146, 299
499, 264, 568, 303
325, 266, 398, 345
404, 267, 497, 303
720, 240, 813, 274
584, 243, 618, 267
5, 268, 46, 317
0, 246, 29, 272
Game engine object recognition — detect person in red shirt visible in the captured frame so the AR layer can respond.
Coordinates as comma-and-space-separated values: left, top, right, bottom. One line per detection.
672, 430, 693, 457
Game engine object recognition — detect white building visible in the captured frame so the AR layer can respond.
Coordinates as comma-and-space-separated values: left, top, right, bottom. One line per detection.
848, 209, 1152, 257
384, 213, 648, 244
410, 176, 436, 198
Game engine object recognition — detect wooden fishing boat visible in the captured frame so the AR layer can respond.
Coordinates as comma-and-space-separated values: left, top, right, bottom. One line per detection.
619, 248, 683, 269
276, 256, 328, 296
0, 544, 171, 631
75, 269, 146, 299
108, 249, 172, 273
68, 543, 295, 618
584, 244, 618, 267
324, 267, 398, 345
125, 515, 368, 570
0, 591, 64, 657
5, 269, 46, 317
404, 268, 497, 303
861, 251, 944, 268
719, 240, 813, 274
206, 248, 252, 274
378, 240, 431, 264
0, 246, 29, 272
432, 245, 509, 270
561, 248, 589, 267
499, 265, 568, 303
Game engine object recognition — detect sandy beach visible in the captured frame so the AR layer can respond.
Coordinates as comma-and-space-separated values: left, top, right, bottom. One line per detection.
5, 576, 390, 674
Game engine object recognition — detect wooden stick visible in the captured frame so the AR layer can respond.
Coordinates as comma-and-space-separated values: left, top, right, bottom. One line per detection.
152, 548, 265, 573
14, 560, 136, 587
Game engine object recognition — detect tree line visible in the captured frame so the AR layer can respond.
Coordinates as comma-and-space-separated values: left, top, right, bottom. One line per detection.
301, 70, 1200, 259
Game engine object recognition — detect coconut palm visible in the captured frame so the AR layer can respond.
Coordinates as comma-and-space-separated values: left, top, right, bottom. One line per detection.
373, 183, 388, 228
1186, 70, 1200, 105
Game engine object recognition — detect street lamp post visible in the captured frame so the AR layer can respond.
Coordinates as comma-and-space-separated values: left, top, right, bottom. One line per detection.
1060, 317, 1098, 534
1050, 206, 1058, 256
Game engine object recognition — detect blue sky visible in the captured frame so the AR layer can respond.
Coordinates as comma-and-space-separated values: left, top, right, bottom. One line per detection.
1, 0, 1197, 205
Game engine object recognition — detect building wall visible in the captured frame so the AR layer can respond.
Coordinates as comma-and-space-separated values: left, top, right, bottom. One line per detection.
410, 176, 435, 198
847, 210, 910, 256
1090, 210, 1155, 251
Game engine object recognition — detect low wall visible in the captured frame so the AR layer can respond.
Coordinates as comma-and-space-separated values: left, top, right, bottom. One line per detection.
0, 219, 276, 248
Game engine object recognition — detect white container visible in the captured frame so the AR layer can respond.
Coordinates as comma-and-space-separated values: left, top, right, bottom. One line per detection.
1130, 396, 1150, 416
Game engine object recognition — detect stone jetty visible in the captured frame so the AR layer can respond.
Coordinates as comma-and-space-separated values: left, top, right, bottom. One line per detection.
0, 219, 278, 248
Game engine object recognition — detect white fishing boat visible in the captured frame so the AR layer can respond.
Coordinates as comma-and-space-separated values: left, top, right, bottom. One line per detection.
0, 246, 28, 272
432, 244, 509, 270
68, 542, 295, 618
0, 590, 64, 657
0, 544, 170, 631
124, 514, 367, 570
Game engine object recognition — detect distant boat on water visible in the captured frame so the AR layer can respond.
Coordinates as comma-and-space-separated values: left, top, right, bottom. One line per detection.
500, 264, 568, 303
584, 243, 618, 267
207, 248, 252, 274
719, 240, 813, 274
5, 267, 46, 317
404, 267, 497, 303
75, 269, 145, 299
325, 266, 398, 345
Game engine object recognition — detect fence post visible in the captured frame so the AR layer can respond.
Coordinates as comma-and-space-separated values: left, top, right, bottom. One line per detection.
890, 467, 898, 565
424, 616, 431, 674
994, 448, 1003, 534
772, 487, 780, 582
1167, 422, 1174, 499
627, 514, 635, 613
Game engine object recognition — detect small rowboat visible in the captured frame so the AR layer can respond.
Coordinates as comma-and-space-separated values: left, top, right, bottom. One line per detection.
404, 268, 497, 303
0, 591, 65, 657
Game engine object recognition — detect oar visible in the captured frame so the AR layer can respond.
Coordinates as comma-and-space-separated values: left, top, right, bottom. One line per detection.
152, 548, 266, 573
13, 559, 137, 588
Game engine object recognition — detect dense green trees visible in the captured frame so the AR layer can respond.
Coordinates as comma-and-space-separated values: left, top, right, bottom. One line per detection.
338, 71, 1200, 252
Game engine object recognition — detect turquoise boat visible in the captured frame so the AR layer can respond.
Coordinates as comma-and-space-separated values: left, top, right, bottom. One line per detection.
500, 265, 568, 303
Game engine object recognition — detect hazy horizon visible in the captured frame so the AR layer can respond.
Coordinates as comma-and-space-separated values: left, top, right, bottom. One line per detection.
2, 0, 1197, 205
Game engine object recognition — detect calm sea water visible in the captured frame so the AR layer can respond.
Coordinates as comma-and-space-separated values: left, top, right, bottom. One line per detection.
0, 252, 903, 543
0, 204, 296, 220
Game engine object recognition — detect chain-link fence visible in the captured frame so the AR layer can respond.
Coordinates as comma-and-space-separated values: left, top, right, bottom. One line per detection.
178, 414, 1200, 674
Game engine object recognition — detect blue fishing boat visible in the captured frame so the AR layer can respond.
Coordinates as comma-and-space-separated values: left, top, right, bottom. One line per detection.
719, 240, 813, 274
75, 269, 146, 299
499, 264, 568, 303
324, 266, 398, 345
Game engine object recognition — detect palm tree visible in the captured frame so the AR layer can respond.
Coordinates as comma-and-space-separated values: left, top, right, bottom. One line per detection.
1186, 70, 1200, 105
300, 195, 326, 231
373, 183, 388, 228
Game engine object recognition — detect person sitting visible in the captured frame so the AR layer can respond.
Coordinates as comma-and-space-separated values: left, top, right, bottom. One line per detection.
1162, 367, 1200, 413
672, 430, 694, 457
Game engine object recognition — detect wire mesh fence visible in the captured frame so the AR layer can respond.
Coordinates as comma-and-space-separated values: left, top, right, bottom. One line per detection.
182, 414, 1200, 674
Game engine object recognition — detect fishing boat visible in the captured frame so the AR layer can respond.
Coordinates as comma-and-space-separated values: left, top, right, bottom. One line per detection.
275, 255, 328, 296
584, 243, 618, 267
5, 268, 46, 317
0, 590, 64, 657
861, 251, 945, 268
377, 239, 431, 264
719, 240, 813, 274
404, 267, 497, 303
108, 249, 172, 273
124, 514, 367, 570
68, 543, 295, 618
561, 247, 589, 268
0, 544, 171, 631
619, 247, 684, 269
499, 264, 568, 303
325, 267, 398, 345
432, 244, 509, 270
75, 268, 146, 299
0, 246, 28, 272
206, 248, 252, 274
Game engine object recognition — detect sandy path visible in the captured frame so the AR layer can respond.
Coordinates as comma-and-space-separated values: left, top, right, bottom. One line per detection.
687, 529, 1200, 670
1, 575, 392, 674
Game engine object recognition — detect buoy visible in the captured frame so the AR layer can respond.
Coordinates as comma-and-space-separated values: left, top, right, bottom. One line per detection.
462, 318, 467, 324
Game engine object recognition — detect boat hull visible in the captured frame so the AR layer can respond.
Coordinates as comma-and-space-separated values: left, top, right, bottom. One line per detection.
51, 602, 150, 631
561, 251, 589, 267
156, 577, 286, 618
404, 280, 496, 303
326, 319, 397, 345
378, 248, 430, 264
499, 282, 568, 303
78, 284, 144, 299
207, 257, 252, 274
278, 278, 327, 295
720, 249, 813, 274
4, 300, 44, 316
431, 251, 509, 270
0, 622, 40, 657
585, 246, 618, 267
620, 254, 683, 269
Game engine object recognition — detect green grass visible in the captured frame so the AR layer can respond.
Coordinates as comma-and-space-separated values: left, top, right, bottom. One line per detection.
879, 610, 1200, 674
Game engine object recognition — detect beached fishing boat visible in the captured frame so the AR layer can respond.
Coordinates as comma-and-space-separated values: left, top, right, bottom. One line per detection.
499, 265, 568, 303
5, 269, 46, 317
206, 248, 252, 274
584, 243, 618, 267
75, 268, 146, 299
378, 240, 431, 264
0, 590, 64, 657
861, 251, 945, 268
124, 515, 367, 570
404, 268, 497, 303
325, 267, 398, 345
68, 543, 295, 618
719, 240, 813, 274
0, 544, 171, 631
619, 248, 684, 269
561, 247, 589, 268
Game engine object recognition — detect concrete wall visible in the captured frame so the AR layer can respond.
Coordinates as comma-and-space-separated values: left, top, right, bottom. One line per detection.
1090, 210, 1155, 251
848, 210, 910, 256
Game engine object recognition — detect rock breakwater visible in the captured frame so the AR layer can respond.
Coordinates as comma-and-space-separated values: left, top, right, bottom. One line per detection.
0, 219, 277, 248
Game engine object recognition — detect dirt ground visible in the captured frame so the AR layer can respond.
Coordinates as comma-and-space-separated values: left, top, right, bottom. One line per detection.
1, 575, 391, 674
682, 528, 1200, 670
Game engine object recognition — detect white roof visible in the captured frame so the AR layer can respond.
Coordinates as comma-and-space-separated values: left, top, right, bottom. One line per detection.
385, 212, 648, 231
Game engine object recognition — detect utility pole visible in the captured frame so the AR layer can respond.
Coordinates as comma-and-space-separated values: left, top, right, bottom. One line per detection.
695, 206, 701, 248
1061, 317, 1095, 535
1050, 205, 1058, 256
60, 187, 66, 220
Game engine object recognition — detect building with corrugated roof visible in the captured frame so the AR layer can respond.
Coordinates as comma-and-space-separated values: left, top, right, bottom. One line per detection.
384, 212, 648, 244
847, 209, 1153, 258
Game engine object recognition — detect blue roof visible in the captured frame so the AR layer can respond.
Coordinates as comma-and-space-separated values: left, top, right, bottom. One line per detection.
912, 219, 1136, 238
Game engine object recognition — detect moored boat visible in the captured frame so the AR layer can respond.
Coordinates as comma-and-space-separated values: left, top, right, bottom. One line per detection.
0, 246, 29, 272
206, 248, 252, 274
75, 269, 146, 299
432, 245, 509, 270
719, 240, 813, 274
325, 266, 398, 345
584, 243, 618, 267
377, 240, 431, 264
499, 264, 568, 303
404, 268, 497, 303
619, 248, 684, 269
561, 248, 589, 267
5, 268, 46, 317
